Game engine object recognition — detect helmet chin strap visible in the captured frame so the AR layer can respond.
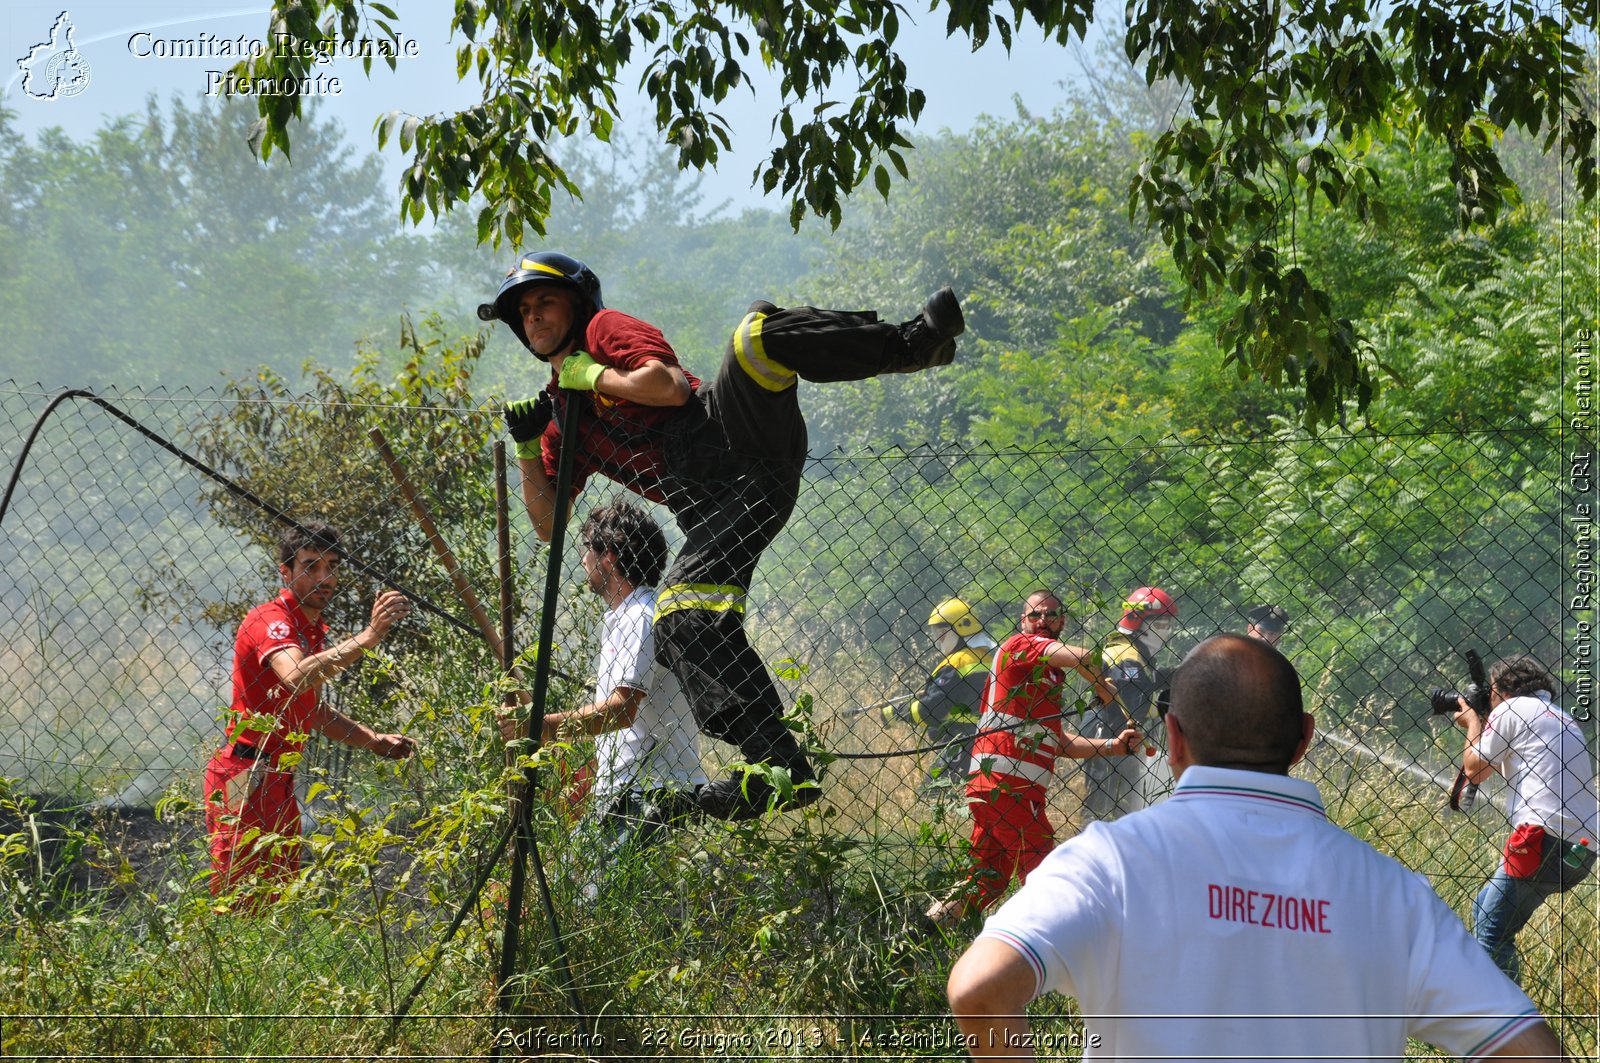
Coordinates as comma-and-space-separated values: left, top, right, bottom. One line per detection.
541, 309, 590, 361
527, 327, 574, 363
1139, 622, 1172, 654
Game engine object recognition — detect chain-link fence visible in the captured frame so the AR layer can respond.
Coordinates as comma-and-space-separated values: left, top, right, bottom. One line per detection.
0, 380, 1594, 1058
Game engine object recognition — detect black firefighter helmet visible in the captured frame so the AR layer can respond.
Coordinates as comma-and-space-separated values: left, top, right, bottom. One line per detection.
477, 251, 605, 359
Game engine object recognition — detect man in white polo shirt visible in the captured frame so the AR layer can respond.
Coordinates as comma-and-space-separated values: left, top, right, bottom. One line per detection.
947, 634, 1563, 1061
1454, 653, 1598, 982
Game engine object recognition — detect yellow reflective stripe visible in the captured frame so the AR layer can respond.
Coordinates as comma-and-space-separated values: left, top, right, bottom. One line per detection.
656, 582, 746, 601
941, 648, 989, 673
909, 699, 925, 727
732, 309, 795, 392
654, 583, 749, 621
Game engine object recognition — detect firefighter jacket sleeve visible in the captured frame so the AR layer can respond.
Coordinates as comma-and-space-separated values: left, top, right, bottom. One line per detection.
892, 648, 990, 736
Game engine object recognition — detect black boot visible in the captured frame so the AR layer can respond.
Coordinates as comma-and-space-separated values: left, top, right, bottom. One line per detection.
697, 770, 818, 820
894, 286, 965, 372
695, 710, 821, 821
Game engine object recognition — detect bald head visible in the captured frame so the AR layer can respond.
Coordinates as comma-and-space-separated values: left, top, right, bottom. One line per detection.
1168, 634, 1308, 774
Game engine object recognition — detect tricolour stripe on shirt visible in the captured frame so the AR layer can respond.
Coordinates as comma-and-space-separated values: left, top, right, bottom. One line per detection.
1171, 782, 1326, 817
978, 928, 1048, 1000
1463, 1009, 1543, 1061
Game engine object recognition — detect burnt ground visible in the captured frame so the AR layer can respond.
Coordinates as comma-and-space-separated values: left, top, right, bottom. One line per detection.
0, 792, 205, 908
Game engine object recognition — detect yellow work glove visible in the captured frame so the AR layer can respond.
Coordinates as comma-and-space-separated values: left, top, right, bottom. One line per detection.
558, 352, 606, 392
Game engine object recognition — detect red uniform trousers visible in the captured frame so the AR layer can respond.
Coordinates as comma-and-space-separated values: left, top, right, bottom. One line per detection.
203, 747, 302, 904
963, 789, 1055, 912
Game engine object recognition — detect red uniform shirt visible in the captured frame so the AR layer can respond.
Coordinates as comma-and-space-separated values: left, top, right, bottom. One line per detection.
538, 309, 703, 504
225, 589, 330, 759
966, 632, 1069, 802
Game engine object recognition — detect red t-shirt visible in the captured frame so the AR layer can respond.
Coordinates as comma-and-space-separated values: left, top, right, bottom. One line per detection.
966, 632, 1069, 802
537, 309, 702, 504
225, 589, 330, 759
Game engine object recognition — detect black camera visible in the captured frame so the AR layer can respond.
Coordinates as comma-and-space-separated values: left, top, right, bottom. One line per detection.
1428, 649, 1491, 719
1429, 684, 1484, 716
1434, 649, 1492, 813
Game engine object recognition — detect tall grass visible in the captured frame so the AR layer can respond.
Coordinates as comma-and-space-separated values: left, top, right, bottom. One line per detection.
0, 712, 1593, 1059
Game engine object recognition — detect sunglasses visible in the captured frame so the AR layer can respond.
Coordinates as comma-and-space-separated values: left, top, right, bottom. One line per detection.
1024, 609, 1063, 620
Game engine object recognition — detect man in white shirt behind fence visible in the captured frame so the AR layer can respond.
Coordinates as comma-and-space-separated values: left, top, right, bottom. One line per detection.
518, 500, 706, 899
947, 633, 1565, 1062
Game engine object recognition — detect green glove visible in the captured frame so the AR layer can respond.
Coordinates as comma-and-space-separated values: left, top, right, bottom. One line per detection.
558, 351, 606, 392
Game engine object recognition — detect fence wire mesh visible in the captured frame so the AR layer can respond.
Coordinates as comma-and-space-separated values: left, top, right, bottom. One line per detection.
0, 380, 1594, 1058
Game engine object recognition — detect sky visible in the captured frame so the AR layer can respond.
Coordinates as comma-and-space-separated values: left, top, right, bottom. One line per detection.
3, 0, 1108, 213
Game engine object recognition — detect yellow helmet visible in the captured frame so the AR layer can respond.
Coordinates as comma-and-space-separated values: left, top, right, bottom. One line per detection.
928, 597, 982, 637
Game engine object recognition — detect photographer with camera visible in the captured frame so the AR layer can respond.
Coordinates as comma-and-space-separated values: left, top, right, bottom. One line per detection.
1454, 653, 1598, 983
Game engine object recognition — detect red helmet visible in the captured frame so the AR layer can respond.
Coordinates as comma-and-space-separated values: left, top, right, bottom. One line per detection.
1120, 586, 1177, 631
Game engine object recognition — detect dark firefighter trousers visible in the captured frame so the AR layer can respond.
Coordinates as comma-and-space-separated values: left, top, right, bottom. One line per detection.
654, 301, 906, 819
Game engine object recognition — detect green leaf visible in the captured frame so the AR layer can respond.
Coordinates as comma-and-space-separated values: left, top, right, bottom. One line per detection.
375, 109, 401, 150
246, 117, 269, 159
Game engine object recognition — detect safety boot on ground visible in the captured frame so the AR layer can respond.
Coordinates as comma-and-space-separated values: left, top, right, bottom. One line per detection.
894, 286, 965, 372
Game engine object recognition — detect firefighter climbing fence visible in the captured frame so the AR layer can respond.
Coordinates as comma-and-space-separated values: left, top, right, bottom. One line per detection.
0, 380, 1594, 1056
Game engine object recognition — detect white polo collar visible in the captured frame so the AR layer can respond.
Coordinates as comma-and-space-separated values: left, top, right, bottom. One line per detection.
1169, 764, 1327, 819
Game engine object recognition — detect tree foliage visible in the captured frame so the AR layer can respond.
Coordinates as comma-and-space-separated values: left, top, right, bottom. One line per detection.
1122, 0, 1594, 425
793, 107, 1177, 451
233, 0, 1595, 425
189, 315, 498, 654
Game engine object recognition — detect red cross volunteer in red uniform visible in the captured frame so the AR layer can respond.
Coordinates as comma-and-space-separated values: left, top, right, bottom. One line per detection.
926, 590, 1132, 929
204, 522, 415, 906
947, 634, 1564, 1062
